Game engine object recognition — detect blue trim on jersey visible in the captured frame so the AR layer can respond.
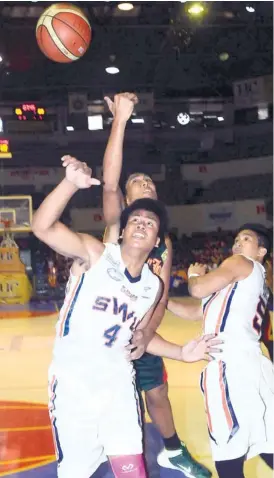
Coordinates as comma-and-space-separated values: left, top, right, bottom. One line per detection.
222, 362, 239, 442
51, 380, 64, 465
203, 293, 216, 313
208, 428, 218, 445
63, 274, 85, 337
124, 268, 142, 283
200, 371, 218, 445
219, 283, 238, 333
199, 372, 204, 393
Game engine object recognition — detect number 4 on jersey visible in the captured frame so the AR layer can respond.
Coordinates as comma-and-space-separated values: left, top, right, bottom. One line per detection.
104, 325, 121, 347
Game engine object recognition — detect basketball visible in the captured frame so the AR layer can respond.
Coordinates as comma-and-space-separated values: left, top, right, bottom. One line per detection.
36, 3, 92, 63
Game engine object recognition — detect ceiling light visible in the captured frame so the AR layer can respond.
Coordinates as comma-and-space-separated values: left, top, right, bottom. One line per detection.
0, 118, 3, 133
105, 66, 120, 75
66, 126, 74, 131
118, 3, 134, 11
88, 115, 103, 130
217, 116, 224, 122
219, 52, 229, 61
131, 118, 145, 124
246, 5, 255, 13
0, 55, 3, 63
187, 3, 204, 16
177, 113, 190, 125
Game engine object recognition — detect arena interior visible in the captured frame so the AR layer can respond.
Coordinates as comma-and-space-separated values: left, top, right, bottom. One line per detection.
0, 2, 273, 478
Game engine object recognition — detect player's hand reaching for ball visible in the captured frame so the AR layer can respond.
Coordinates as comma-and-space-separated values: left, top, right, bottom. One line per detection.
61, 155, 101, 189
104, 92, 138, 123
180, 334, 223, 363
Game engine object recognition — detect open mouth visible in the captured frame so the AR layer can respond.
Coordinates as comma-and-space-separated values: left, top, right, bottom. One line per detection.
133, 232, 146, 239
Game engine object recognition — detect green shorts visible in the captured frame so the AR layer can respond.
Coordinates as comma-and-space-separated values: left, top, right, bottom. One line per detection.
134, 352, 168, 392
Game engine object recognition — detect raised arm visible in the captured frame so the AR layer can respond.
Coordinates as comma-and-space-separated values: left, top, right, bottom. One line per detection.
32, 155, 103, 265
187, 255, 254, 299
103, 93, 137, 242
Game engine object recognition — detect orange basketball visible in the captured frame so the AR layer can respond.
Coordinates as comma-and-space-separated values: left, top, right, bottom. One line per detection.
36, 3, 92, 63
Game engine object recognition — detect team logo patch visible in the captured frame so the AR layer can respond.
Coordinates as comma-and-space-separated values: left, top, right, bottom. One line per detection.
107, 268, 124, 281
121, 463, 137, 473
106, 253, 120, 267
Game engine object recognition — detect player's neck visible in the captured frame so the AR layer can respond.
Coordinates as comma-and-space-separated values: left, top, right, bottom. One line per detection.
120, 245, 148, 278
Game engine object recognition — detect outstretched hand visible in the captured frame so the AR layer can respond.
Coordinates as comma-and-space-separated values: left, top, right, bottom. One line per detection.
181, 334, 223, 362
61, 155, 101, 189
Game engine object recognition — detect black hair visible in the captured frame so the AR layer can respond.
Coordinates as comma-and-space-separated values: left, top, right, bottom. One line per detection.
120, 198, 168, 245
238, 223, 272, 255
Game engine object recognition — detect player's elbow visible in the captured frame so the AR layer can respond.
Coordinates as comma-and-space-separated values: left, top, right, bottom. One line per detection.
188, 284, 205, 299
32, 214, 52, 239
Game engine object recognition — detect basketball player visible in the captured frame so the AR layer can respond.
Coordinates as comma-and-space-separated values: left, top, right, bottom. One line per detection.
261, 257, 273, 361
32, 158, 221, 478
103, 92, 212, 477
168, 224, 274, 478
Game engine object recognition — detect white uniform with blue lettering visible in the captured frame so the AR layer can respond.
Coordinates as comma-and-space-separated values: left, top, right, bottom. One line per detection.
200, 256, 274, 461
48, 243, 160, 478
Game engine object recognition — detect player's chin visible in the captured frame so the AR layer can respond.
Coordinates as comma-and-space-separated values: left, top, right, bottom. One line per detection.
142, 191, 157, 200
131, 237, 153, 250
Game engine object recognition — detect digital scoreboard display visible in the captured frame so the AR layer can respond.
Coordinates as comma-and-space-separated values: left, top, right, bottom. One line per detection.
14, 103, 46, 121
0, 139, 12, 159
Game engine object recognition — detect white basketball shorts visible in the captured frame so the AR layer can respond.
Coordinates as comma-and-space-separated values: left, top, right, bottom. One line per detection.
200, 354, 274, 462
48, 362, 143, 478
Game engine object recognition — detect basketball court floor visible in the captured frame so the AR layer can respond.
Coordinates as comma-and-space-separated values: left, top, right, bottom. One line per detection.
0, 306, 272, 478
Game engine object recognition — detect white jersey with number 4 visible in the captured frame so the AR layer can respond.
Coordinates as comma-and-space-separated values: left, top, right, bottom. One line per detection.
48, 243, 160, 476
200, 255, 274, 462
52, 242, 160, 380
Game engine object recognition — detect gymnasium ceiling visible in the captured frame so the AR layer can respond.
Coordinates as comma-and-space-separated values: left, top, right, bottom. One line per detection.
0, 1, 273, 102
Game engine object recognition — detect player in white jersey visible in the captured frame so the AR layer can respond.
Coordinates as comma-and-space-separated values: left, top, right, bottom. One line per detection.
32, 156, 221, 478
168, 224, 274, 478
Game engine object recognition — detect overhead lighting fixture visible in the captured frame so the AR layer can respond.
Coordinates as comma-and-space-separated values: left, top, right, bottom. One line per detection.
246, 5, 255, 13
88, 115, 103, 130
66, 126, 74, 131
0, 118, 3, 133
118, 2, 134, 11
0, 55, 3, 63
131, 118, 145, 124
187, 3, 204, 16
177, 113, 190, 125
219, 52, 229, 61
105, 66, 120, 75
217, 116, 225, 122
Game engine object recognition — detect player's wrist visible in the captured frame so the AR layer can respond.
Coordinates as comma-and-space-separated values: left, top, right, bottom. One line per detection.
188, 273, 200, 279
62, 177, 79, 194
112, 116, 128, 128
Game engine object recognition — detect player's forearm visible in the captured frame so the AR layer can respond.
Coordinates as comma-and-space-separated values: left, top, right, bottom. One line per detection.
146, 333, 182, 361
103, 118, 127, 191
32, 178, 78, 233
167, 298, 202, 320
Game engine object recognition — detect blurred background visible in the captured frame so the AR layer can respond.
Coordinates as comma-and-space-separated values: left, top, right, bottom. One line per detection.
0, 0, 272, 300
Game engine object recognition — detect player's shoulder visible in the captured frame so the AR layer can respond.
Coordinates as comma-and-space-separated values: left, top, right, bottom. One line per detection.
223, 254, 253, 268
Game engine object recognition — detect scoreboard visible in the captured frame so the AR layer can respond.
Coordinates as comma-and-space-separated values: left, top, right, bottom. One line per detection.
14, 103, 46, 121
0, 139, 12, 159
